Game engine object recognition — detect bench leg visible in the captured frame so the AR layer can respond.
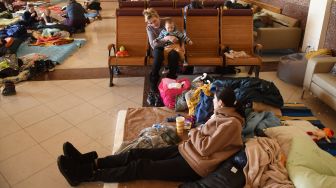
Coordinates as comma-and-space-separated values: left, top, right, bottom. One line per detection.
255, 66, 260, 78
301, 89, 305, 99
248, 66, 254, 75
109, 65, 114, 87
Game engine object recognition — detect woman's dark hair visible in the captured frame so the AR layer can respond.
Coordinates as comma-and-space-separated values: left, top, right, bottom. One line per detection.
215, 87, 236, 107
215, 87, 244, 116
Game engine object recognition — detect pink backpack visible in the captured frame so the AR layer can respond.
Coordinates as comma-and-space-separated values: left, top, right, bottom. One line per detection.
158, 78, 191, 109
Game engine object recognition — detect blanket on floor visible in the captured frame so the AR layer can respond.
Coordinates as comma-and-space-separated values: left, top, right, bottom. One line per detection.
16, 39, 86, 64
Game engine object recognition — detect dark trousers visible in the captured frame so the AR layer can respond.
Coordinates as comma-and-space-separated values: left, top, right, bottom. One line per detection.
150, 47, 179, 92
95, 145, 201, 182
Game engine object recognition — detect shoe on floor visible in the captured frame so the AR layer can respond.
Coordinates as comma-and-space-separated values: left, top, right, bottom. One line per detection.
2, 81, 16, 96
147, 91, 156, 106
154, 93, 164, 107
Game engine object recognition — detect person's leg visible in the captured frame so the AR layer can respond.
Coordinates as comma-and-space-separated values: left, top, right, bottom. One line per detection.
166, 50, 179, 79
149, 47, 164, 92
147, 47, 164, 106
97, 145, 179, 169
95, 155, 201, 182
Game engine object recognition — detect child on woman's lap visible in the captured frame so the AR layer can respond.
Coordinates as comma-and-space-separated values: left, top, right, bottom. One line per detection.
154, 18, 192, 75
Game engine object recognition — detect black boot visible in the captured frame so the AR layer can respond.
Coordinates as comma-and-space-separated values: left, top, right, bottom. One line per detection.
63, 142, 98, 164
2, 81, 16, 96
154, 93, 164, 107
57, 155, 95, 186
147, 91, 156, 106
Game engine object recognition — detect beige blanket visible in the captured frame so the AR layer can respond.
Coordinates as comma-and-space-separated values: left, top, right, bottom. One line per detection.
244, 137, 294, 188
118, 107, 186, 188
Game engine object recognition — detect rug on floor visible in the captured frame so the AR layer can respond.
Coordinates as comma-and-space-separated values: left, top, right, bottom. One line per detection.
16, 39, 86, 64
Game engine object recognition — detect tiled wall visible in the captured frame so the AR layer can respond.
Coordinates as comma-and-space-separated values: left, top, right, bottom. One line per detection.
257, 0, 310, 29
324, 1, 336, 55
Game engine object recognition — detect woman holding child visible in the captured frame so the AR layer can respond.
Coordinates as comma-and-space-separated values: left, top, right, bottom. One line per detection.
143, 8, 181, 107
57, 87, 244, 186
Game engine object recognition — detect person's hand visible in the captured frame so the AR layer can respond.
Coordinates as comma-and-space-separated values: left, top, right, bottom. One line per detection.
163, 36, 178, 43
31, 12, 36, 17
188, 40, 193, 45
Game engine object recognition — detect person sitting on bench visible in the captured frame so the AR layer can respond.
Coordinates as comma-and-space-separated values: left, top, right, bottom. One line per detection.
143, 8, 181, 107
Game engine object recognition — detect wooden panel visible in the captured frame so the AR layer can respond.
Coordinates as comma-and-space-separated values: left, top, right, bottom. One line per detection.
117, 16, 148, 57
221, 16, 253, 53
240, 0, 282, 13
187, 57, 222, 65
225, 56, 261, 66
109, 56, 145, 66
186, 16, 220, 57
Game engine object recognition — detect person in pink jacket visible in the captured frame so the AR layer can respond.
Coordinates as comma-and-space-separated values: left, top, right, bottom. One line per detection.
57, 87, 244, 186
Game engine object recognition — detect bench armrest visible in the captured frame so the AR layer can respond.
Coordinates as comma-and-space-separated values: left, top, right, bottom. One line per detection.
304, 56, 336, 89
108, 43, 116, 57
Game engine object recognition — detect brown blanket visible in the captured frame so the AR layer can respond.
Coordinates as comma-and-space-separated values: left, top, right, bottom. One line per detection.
119, 107, 186, 188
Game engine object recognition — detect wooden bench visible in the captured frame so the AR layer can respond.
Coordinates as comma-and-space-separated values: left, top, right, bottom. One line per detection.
119, 1, 146, 9
108, 8, 148, 86
221, 9, 262, 77
185, 9, 223, 66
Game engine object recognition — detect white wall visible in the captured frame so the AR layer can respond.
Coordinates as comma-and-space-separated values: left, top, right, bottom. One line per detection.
302, 0, 333, 51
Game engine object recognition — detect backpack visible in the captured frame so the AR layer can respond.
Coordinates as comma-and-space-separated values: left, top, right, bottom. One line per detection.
159, 78, 191, 109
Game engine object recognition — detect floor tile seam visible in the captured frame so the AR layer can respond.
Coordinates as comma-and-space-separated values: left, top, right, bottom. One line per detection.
2, 98, 42, 117
22, 116, 74, 143
10, 163, 54, 188
3, 149, 55, 187
42, 102, 87, 125
86, 94, 126, 111
0, 170, 11, 188
11, 104, 57, 129
0, 138, 39, 165
71, 88, 112, 102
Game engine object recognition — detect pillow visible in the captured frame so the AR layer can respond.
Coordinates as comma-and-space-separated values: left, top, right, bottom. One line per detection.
331, 63, 336, 76
264, 120, 319, 156
287, 136, 336, 188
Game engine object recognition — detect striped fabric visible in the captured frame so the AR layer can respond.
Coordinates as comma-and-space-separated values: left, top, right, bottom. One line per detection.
280, 103, 325, 129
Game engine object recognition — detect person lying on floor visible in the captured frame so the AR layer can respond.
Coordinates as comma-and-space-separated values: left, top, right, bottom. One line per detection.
57, 87, 245, 186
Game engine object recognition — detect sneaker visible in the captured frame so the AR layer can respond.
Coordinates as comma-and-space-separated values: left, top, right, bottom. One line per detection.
154, 93, 164, 107
147, 92, 156, 106
2, 81, 16, 96
182, 60, 189, 67
113, 66, 120, 75
162, 67, 170, 75
46, 60, 55, 72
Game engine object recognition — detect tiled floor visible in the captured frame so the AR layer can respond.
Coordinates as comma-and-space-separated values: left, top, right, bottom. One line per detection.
1, 1, 336, 188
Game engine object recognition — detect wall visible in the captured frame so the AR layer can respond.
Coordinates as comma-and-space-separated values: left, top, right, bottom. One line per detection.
257, 0, 310, 29
324, 1, 336, 55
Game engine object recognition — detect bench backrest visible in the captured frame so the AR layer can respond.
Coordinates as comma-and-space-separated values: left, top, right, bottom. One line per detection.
221, 9, 253, 54
155, 8, 184, 32
202, 0, 225, 9
119, 1, 146, 9
147, 0, 174, 8
116, 8, 148, 56
175, 0, 191, 8
186, 9, 220, 57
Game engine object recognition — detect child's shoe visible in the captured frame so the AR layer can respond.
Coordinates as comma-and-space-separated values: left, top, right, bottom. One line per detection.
183, 60, 189, 67
162, 67, 170, 75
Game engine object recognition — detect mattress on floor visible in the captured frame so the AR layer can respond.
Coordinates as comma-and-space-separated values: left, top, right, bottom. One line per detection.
16, 39, 86, 64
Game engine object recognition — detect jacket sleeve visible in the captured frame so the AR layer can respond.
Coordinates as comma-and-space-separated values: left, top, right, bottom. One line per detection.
190, 118, 240, 156
147, 27, 165, 49
176, 31, 191, 43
